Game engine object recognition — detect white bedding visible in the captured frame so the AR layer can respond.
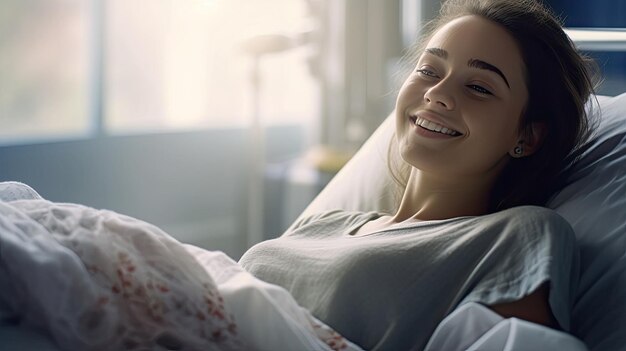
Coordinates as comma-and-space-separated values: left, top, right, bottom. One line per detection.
0, 198, 362, 351
0, 181, 596, 351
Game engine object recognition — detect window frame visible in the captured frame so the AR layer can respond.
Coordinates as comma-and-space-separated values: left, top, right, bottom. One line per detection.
565, 28, 626, 51
0, 0, 317, 146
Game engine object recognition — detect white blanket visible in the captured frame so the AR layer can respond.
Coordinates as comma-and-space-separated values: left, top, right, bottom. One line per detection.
0, 199, 363, 351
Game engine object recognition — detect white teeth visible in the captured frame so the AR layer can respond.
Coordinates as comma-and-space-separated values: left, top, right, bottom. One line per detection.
413, 117, 460, 136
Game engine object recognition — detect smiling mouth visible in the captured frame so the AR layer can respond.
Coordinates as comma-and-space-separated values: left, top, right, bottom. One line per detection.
409, 116, 462, 136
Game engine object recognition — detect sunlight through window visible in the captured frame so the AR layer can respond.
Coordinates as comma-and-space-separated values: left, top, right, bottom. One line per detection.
105, 0, 318, 133
0, 0, 318, 143
0, 0, 90, 142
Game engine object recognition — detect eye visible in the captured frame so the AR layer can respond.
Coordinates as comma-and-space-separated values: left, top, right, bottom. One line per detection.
467, 84, 493, 95
416, 68, 438, 78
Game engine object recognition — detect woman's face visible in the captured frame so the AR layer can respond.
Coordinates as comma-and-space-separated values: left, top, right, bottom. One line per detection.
395, 15, 528, 181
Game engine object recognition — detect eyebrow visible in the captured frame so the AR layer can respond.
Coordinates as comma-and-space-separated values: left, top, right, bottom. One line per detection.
424, 47, 511, 89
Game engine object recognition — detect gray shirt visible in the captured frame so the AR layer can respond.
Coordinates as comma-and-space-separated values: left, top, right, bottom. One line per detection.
239, 206, 579, 350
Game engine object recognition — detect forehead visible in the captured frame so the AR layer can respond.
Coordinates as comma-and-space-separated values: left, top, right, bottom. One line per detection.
425, 15, 526, 86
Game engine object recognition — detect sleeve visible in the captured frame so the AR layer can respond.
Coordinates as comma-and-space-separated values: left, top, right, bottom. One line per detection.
458, 206, 579, 332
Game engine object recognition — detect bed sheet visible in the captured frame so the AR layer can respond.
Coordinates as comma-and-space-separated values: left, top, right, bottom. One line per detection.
0, 182, 594, 351
0, 197, 361, 351
0, 322, 63, 351
426, 302, 588, 351
3, 305, 587, 351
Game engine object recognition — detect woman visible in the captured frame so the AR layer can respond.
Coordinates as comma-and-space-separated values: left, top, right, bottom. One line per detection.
239, 0, 598, 350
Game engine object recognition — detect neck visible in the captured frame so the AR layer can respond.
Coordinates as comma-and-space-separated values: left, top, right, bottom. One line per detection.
391, 168, 496, 222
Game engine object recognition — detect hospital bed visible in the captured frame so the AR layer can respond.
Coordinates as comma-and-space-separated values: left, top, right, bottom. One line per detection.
299, 93, 626, 350
1, 92, 625, 350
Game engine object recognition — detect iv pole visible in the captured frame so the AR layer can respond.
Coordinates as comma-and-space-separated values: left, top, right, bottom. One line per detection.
241, 34, 296, 248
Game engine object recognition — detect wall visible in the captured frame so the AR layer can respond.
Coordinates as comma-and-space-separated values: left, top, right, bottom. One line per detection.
544, 0, 626, 96
0, 125, 304, 260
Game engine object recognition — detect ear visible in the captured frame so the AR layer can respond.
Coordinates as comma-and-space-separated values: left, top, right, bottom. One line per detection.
509, 122, 547, 158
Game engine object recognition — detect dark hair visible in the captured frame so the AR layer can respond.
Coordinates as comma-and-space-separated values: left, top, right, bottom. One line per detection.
388, 0, 599, 211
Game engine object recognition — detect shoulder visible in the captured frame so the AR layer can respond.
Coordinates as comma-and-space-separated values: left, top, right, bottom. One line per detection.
493, 206, 570, 226
286, 209, 379, 235
480, 205, 575, 240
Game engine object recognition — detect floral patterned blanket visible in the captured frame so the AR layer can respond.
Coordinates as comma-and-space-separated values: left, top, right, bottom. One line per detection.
0, 197, 362, 351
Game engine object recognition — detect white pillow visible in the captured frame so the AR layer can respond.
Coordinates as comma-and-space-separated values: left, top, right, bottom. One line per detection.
298, 113, 398, 218
548, 94, 626, 350
298, 93, 626, 351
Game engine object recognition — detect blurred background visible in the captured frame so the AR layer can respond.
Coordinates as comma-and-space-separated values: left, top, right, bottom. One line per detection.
1, 0, 624, 259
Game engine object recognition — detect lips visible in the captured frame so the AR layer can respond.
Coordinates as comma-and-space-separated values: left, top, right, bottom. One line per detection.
409, 115, 462, 136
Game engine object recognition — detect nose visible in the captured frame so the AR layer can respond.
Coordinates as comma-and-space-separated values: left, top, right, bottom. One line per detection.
424, 80, 456, 110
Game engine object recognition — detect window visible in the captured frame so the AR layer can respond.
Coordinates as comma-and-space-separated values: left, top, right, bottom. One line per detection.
0, 0, 90, 142
0, 0, 318, 143
105, 0, 318, 133
546, 0, 626, 96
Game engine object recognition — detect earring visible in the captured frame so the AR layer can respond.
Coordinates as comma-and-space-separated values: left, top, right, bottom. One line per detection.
513, 145, 523, 156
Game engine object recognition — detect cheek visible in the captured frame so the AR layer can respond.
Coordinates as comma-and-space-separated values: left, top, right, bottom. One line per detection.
468, 106, 522, 145
396, 75, 424, 104
395, 80, 423, 133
